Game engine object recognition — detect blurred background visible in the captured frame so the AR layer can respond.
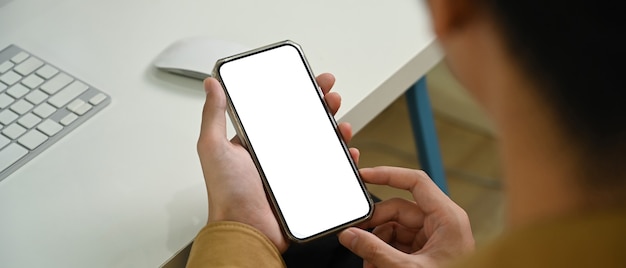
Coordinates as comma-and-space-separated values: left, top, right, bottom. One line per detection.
351, 61, 505, 246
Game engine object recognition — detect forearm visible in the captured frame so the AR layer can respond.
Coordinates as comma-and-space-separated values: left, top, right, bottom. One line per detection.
187, 221, 285, 268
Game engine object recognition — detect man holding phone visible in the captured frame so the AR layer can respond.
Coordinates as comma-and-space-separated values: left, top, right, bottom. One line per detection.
187, 0, 626, 267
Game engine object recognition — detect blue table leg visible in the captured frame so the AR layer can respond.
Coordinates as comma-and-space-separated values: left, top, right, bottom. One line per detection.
405, 77, 448, 194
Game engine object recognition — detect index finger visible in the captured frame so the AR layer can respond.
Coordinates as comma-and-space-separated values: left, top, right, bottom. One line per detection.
316, 73, 335, 95
358, 198, 426, 230
359, 166, 451, 214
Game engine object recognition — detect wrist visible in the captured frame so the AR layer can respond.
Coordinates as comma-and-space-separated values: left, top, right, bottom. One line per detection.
207, 204, 253, 225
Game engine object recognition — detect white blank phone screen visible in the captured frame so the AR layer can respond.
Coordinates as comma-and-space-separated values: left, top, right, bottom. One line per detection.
218, 44, 371, 240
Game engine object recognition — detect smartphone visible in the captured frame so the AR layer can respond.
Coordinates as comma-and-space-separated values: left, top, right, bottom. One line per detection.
212, 40, 373, 242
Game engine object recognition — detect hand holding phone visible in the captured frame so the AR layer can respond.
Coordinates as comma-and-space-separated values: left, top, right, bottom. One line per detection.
198, 73, 358, 251
208, 41, 373, 243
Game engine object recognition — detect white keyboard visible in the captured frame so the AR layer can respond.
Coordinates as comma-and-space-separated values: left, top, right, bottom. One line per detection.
0, 45, 110, 182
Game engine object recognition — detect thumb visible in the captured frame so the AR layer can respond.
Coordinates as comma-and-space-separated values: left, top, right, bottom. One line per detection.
199, 78, 228, 143
338, 227, 406, 267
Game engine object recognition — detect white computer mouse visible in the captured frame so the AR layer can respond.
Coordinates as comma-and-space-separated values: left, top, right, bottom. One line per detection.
153, 36, 251, 80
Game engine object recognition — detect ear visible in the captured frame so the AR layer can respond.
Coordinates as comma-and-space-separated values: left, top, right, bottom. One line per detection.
427, 0, 479, 39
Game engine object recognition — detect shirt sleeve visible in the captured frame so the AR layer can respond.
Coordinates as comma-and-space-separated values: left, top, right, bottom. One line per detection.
186, 221, 286, 268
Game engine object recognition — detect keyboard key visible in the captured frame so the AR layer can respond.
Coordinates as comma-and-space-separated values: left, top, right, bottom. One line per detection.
33, 103, 56, 118
0, 93, 14, 109
25, 89, 48, 105
60, 113, 78, 126
89, 93, 107, 105
22, 74, 44, 89
10, 99, 34, 115
0, 109, 18, 125
0, 82, 6, 92
0, 61, 13, 73
18, 129, 48, 150
0, 135, 9, 148
75, 103, 92, 115
37, 119, 62, 136
66, 99, 85, 111
67, 99, 92, 115
7, 84, 29, 98
0, 143, 28, 171
40, 73, 72, 94
0, 70, 22, 86
14, 57, 43, 76
3, 123, 26, 139
18, 113, 41, 129
10, 52, 29, 63
48, 80, 88, 108
35, 64, 58, 79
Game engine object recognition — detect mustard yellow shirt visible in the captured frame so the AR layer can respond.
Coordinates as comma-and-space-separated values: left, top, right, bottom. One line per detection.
449, 209, 626, 268
187, 222, 285, 267
187, 210, 626, 267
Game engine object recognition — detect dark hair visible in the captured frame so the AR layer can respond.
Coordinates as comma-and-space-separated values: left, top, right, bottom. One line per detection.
485, 1, 626, 188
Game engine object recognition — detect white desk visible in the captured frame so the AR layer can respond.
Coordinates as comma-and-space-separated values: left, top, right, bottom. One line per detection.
0, 0, 442, 266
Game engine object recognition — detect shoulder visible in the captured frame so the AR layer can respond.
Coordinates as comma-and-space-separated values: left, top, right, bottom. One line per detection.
448, 209, 626, 268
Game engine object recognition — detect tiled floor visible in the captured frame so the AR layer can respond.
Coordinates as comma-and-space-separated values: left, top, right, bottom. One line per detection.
352, 92, 505, 246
